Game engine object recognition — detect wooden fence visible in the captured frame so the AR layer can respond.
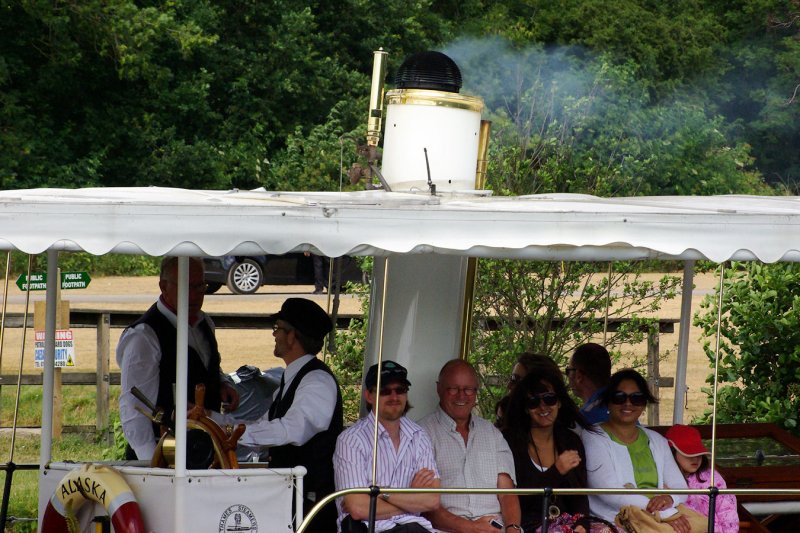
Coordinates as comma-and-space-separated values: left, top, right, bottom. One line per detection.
0, 310, 677, 432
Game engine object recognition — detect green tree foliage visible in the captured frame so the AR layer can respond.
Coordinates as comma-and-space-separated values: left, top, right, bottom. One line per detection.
708, 0, 800, 190
449, 38, 769, 197
459, 1, 799, 189
0, 0, 451, 191
694, 262, 800, 432
471, 260, 680, 411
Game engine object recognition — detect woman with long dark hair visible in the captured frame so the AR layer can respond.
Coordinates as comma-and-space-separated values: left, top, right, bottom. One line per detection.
502, 366, 595, 531
496, 352, 561, 428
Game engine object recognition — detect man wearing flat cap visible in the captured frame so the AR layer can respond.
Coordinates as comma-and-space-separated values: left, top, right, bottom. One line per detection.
334, 360, 440, 533
214, 297, 343, 533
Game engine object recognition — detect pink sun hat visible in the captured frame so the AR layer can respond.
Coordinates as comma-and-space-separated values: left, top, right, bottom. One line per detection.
665, 424, 711, 457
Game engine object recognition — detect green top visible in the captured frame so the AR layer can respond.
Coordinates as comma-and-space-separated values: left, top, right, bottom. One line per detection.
607, 427, 658, 490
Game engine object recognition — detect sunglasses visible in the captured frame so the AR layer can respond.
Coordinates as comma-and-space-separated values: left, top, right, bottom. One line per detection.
610, 391, 648, 406
379, 385, 409, 396
526, 392, 558, 409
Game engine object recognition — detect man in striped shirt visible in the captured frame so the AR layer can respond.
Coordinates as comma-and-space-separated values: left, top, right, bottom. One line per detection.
333, 360, 441, 533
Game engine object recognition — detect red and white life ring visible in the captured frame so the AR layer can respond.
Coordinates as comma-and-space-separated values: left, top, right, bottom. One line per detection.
41, 463, 145, 533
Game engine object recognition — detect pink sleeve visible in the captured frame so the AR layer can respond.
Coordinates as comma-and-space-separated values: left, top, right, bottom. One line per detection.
713, 473, 740, 533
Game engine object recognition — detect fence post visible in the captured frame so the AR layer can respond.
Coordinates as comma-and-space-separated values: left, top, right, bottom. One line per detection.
646, 324, 660, 426
96, 312, 110, 441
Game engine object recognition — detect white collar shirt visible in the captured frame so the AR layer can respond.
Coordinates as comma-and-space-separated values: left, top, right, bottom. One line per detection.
419, 406, 516, 518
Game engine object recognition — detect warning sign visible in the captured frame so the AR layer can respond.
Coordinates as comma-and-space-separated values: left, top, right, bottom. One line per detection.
34, 329, 77, 368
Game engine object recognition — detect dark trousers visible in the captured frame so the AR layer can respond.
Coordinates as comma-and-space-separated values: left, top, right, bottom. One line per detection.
312, 255, 329, 291
385, 524, 431, 533
301, 496, 338, 533
340, 515, 431, 533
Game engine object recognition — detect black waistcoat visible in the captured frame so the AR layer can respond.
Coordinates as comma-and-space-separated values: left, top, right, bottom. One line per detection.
130, 303, 222, 424
268, 357, 343, 500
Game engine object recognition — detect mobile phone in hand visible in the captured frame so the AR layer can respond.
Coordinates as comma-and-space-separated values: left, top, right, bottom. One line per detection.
490, 518, 503, 529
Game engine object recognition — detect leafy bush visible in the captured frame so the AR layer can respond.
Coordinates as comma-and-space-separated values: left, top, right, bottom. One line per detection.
694, 262, 800, 433
471, 259, 679, 414
326, 257, 373, 424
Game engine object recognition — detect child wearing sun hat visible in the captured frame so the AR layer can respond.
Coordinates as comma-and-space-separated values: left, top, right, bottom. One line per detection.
665, 424, 740, 532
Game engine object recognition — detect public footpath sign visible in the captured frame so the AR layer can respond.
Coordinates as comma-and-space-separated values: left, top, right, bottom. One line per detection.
60, 271, 91, 289
34, 329, 77, 368
16, 271, 92, 290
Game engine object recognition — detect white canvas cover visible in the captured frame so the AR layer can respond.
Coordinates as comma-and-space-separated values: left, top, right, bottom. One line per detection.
0, 187, 799, 262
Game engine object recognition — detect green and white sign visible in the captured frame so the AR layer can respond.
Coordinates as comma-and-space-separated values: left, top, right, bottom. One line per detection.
16, 271, 92, 291
60, 271, 92, 289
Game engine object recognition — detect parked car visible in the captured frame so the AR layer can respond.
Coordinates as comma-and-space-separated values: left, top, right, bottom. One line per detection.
202, 254, 367, 295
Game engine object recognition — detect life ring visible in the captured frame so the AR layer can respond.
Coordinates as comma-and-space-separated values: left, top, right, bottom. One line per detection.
41, 463, 146, 533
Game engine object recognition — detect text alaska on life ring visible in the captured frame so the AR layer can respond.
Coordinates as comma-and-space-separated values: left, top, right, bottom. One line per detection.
41, 463, 146, 533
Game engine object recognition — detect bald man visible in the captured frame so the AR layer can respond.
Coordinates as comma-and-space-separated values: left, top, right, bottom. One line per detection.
420, 360, 521, 533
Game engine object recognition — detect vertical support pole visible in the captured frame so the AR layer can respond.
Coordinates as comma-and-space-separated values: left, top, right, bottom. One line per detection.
673, 260, 695, 424
174, 256, 189, 533
541, 488, 552, 533
0, 251, 12, 425
646, 324, 660, 426
459, 257, 478, 360
40, 249, 59, 467
36, 298, 67, 438
96, 312, 110, 438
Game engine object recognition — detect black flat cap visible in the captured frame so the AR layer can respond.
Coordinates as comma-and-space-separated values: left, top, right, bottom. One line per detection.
270, 298, 332, 340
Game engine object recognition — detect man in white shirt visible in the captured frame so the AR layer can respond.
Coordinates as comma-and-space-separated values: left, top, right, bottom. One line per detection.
420, 360, 521, 533
214, 297, 343, 533
116, 256, 239, 461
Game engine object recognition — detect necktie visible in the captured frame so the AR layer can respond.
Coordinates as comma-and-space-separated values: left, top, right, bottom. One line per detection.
268, 374, 285, 419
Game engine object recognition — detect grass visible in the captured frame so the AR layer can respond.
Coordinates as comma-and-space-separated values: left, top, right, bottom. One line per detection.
0, 385, 121, 532
1, 385, 120, 427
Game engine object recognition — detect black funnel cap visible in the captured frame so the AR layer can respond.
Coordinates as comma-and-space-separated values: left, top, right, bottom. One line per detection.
395, 51, 462, 93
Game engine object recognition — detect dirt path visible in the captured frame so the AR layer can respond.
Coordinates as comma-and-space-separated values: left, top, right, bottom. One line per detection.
0, 273, 723, 424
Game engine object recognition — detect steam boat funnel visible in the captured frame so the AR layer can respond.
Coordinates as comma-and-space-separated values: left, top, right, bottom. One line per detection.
381, 51, 484, 192
366, 49, 389, 148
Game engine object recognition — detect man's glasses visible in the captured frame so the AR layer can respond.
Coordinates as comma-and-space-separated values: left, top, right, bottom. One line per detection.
272, 324, 293, 333
526, 392, 558, 410
443, 386, 478, 397
379, 385, 409, 396
610, 391, 648, 406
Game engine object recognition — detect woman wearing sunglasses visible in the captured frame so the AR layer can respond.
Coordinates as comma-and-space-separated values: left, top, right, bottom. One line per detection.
502, 367, 596, 531
581, 369, 691, 533
496, 352, 562, 428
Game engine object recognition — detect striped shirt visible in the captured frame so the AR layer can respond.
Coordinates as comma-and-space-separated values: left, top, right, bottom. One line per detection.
333, 412, 438, 532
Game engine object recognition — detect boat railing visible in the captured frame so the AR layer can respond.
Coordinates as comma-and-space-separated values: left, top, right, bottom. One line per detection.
298, 485, 800, 533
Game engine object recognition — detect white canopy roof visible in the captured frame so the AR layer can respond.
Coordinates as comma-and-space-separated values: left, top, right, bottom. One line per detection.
1, 187, 799, 263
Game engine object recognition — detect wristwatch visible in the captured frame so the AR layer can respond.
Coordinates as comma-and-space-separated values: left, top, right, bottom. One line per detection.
505, 524, 522, 533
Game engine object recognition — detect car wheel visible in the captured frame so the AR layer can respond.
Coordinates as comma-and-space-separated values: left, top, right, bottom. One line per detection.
205, 282, 222, 295
226, 259, 263, 295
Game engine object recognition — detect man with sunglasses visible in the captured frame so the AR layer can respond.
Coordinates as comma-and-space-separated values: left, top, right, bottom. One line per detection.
117, 256, 240, 461
566, 343, 611, 425
334, 360, 440, 533
213, 297, 343, 533
420, 360, 521, 533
